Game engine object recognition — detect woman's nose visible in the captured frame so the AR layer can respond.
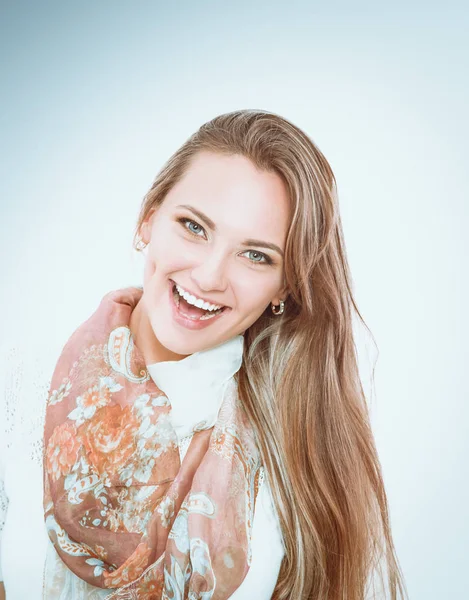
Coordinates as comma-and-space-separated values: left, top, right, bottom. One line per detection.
190, 252, 229, 293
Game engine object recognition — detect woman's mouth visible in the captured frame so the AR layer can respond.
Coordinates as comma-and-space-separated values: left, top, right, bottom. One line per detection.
169, 280, 228, 326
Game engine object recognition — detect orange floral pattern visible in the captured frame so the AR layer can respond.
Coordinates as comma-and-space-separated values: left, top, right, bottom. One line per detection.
77, 403, 138, 479
81, 384, 111, 409
46, 421, 80, 481
43, 288, 260, 600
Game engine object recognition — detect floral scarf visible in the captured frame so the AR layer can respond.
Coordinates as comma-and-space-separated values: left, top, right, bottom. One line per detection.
43, 287, 262, 599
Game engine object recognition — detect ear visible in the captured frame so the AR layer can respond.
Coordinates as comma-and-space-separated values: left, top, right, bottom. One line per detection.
271, 282, 290, 305
139, 207, 157, 244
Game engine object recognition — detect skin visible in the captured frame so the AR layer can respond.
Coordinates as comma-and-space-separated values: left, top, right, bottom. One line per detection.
129, 150, 291, 364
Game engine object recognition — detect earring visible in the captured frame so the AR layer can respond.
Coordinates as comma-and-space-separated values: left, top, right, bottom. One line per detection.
135, 237, 147, 252
271, 300, 285, 315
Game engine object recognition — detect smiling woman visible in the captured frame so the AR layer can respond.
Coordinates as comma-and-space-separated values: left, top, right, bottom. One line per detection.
128, 150, 291, 362
0, 110, 408, 600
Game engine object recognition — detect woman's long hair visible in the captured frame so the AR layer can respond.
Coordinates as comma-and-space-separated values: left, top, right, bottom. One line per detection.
133, 109, 408, 599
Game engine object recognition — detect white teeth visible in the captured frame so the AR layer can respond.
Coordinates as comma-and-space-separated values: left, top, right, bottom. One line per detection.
199, 310, 222, 320
175, 284, 224, 312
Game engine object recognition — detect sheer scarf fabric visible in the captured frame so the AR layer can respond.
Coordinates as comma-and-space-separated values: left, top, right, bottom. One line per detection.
42, 288, 262, 599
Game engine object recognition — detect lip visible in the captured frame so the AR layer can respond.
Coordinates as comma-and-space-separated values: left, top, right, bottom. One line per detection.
171, 280, 228, 310
168, 280, 229, 331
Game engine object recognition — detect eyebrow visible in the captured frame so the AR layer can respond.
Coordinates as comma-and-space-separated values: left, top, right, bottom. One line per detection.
176, 204, 285, 258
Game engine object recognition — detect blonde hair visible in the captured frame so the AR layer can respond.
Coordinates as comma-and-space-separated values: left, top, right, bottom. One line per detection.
133, 109, 408, 599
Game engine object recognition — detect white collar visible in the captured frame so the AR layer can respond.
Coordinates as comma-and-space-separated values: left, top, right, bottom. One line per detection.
146, 334, 244, 440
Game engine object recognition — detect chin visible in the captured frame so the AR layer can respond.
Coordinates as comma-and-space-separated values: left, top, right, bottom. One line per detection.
149, 322, 218, 357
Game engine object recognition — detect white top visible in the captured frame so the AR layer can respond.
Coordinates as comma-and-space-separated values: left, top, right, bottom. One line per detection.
0, 332, 285, 599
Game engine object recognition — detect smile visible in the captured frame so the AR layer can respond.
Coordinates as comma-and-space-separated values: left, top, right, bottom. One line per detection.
174, 283, 225, 312
170, 280, 228, 326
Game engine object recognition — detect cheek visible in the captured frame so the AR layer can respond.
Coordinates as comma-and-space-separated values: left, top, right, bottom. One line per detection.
239, 272, 277, 298
143, 254, 157, 285
235, 277, 276, 314
146, 227, 189, 274
143, 233, 172, 281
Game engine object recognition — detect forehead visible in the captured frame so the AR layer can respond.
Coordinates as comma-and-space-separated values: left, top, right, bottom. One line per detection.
163, 151, 291, 242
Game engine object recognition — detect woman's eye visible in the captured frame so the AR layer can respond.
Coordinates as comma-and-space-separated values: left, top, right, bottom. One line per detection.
243, 250, 272, 265
177, 217, 273, 265
179, 217, 206, 237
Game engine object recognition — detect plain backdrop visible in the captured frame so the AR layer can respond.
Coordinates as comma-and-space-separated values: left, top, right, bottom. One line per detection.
1, 2, 467, 598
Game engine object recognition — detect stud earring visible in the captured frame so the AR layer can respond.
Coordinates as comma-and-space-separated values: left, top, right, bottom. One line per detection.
135, 237, 147, 252
271, 300, 285, 315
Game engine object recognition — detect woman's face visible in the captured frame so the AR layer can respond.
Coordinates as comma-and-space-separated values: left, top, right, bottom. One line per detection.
138, 150, 290, 358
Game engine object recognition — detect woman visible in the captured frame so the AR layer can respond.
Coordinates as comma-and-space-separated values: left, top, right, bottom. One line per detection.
0, 109, 407, 599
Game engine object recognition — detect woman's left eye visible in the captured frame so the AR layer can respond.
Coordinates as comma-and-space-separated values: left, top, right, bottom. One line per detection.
243, 250, 272, 265
178, 217, 206, 237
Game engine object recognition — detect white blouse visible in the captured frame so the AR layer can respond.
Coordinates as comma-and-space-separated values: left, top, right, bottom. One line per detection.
0, 333, 285, 599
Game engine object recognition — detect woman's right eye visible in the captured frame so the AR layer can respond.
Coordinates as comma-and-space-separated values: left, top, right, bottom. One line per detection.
177, 217, 206, 237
